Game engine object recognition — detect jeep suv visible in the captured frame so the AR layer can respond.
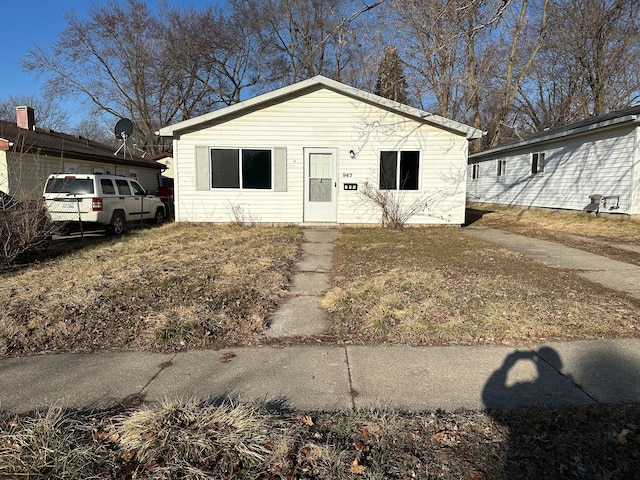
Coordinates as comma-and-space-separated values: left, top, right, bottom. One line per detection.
44, 174, 165, 235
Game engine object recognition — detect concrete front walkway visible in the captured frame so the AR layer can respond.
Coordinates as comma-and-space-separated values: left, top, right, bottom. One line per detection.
264, 228, 335, 337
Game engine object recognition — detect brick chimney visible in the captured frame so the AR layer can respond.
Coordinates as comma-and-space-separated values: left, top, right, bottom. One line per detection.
16, 106, 35, 130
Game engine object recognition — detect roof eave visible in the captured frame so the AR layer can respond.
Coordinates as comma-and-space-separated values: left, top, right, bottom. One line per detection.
470, 114, 640, 160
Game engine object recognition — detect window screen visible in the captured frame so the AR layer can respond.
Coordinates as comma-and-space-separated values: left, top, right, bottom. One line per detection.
380, 151, 397, 190
211, 148, 272, 189
211, 149, 240, 188
532, 152, 545, 174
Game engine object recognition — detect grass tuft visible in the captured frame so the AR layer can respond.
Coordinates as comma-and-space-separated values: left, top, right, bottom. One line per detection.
115, 399, 270, 477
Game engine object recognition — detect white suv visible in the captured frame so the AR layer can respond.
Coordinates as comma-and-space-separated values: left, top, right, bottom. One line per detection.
44, 174, 166, 235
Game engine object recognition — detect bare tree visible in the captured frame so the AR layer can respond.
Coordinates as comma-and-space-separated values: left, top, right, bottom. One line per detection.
234, 0, 384, 88
0, 95, 70, 131
21, 0, 233, 154
488, 0, 549, 147
517, 0, 640, 130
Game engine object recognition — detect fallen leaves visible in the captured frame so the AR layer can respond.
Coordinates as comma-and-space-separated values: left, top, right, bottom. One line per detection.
349, 458, 366, 474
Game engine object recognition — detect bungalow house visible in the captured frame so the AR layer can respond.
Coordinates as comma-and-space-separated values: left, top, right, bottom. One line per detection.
157, 75, 484, 226
467, 107, 640, 215
0, 106, 164, 199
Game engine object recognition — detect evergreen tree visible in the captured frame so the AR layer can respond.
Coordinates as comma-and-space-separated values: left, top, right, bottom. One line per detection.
374, 46, 408, 103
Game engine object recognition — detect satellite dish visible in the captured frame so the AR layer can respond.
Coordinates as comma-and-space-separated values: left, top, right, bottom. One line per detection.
114, 118, 134, 157
114, 118, 133, 140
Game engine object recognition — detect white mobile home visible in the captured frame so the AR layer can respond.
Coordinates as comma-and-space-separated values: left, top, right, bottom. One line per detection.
467, 107, 640, 215
157, 76, 483, 226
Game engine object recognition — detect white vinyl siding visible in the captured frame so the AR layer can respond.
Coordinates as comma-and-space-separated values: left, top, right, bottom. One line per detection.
4, 152, 160, 200
467, 125, 638, 214
174, 88, 469, 225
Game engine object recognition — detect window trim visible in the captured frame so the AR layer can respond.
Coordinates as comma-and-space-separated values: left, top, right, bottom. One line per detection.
209, 147, 274, 190
379, 150, 421, 191
531, 152, 545, 174
496, 159, 506, 177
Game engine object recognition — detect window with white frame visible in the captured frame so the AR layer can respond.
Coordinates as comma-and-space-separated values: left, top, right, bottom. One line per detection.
379, 151, 419, 190
471, 163, 480, 180
496, 159, 506, 177
531, 152, 545, 174
211, 148, 272, 189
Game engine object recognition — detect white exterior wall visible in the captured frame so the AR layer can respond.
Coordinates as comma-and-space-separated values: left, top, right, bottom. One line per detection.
174, 88, 469, 225
0, 151, 8, 193
3, 152, 160, 199
467, 125, 638, 214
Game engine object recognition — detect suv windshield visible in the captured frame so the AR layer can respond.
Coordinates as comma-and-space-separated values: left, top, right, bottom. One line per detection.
45, 178, 95, 195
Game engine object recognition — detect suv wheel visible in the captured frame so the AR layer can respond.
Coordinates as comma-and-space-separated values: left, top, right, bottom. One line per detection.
109, 211, 126, 235
154, 208, 165, 225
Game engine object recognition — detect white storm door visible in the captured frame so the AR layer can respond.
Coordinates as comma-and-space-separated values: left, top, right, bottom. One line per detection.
304, 148, 337, 222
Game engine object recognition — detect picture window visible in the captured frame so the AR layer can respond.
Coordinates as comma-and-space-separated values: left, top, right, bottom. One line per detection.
211, 148, 272, 189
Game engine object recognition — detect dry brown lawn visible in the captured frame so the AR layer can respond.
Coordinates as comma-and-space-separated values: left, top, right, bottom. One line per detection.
1, 400, 637, 479
0, 223, 301, 357
324, 227, 640, 346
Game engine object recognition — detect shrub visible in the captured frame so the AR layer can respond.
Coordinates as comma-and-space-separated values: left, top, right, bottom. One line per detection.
0, 197, 57, 268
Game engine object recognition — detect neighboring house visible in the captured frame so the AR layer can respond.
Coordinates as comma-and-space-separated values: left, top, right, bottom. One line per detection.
467, 107, 640, 215
149, 152, 174, 186
0, 106, 164, 199
157, 75, 484, 225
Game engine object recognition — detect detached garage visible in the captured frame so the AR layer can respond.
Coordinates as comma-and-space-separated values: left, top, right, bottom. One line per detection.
157, 75, 483, 225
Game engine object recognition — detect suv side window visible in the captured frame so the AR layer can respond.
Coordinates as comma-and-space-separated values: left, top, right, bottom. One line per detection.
100, 179, 116, 195
115, 179, 132, 196
131, 181, 146, 196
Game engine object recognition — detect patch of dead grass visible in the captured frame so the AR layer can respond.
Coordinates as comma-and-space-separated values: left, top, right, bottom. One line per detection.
467, 203, 640, 266
467, 203, 640, 242
324, 228, 640, 345
1, 401, 638, 478
0, 223, 301, 357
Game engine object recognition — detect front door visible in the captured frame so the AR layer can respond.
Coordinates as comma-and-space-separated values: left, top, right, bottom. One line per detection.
304, 148, 337, 222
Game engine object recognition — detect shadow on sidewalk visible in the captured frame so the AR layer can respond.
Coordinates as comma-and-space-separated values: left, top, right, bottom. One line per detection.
482, 347, 640, 478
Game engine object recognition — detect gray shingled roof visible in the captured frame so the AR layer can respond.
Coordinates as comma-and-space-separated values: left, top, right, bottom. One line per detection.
0, 120, 163, 170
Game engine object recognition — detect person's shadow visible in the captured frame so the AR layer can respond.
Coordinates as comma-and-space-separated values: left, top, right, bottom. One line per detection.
482, 347, 572, 409
482, 346, 640, 478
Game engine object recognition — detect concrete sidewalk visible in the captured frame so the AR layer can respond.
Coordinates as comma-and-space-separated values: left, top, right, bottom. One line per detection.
2, 226, 640, 414
1, 339, 639, 413
463, 225, 640, 300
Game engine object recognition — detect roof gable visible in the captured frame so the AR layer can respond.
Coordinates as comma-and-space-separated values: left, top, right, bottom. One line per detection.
157, 75, 484, 140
